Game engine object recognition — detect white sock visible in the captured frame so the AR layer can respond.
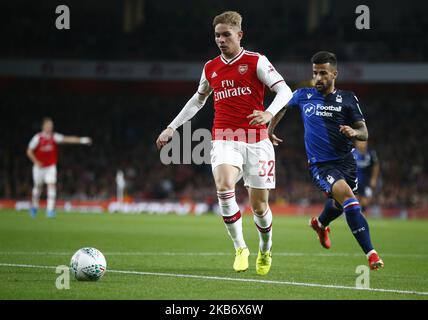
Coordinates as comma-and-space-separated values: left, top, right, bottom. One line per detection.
218, 190, 246, 250
47, 185, 56, 212
366, 249, 377, 258
32, 185, 42, 208
253, 207, 273, 252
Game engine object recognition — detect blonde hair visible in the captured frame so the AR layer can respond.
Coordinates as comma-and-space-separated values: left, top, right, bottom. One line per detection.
212, 11, 242, 30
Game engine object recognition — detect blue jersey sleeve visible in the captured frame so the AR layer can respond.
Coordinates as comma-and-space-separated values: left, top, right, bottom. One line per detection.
348, 93, 365, 122
286, 89, 301, 109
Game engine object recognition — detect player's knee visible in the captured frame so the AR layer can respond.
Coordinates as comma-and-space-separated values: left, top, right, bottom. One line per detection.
251, 202, 268, 216
214, 178, 235, 192
332, 180, 355, 203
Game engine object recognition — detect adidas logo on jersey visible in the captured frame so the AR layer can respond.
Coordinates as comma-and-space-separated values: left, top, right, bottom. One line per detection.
211, 71, 217, 78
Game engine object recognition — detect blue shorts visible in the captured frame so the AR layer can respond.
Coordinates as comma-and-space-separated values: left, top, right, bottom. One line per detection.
309, 152, 358, 197
358, 182, 373, 198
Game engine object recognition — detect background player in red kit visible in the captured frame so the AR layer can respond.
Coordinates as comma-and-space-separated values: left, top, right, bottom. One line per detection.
27, 117, 92, 218
156, 11, 292, 275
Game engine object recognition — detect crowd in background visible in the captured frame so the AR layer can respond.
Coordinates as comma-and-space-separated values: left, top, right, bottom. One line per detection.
1, 0, 427, 211
2, 86, 427, 210
1, 0, 428, 63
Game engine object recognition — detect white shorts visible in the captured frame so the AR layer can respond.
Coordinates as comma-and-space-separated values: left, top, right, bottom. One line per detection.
33, 165, 57, 185
210, 139, 276, 189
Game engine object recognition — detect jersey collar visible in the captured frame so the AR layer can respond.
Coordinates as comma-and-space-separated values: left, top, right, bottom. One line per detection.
220, 48, 245, 65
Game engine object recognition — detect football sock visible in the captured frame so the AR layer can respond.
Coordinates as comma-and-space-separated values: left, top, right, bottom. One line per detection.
253, 207, 273, 252
32, 185, 42, 208
47, 185, 56, 212
318, 199, 343, 227
343, 198, 374, 254
217, 190, 246, 249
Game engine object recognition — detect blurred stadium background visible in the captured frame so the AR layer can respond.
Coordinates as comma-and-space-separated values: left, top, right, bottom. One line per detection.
1, 0, 427, 219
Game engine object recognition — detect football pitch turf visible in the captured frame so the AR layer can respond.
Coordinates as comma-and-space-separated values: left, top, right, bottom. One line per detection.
0, 210, 427, 300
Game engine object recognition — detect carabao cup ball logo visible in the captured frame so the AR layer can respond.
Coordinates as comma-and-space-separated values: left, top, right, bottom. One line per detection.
303, 103, 316, 117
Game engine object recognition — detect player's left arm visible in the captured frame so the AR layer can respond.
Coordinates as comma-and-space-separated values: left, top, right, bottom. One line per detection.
339, 93, 368, 140
339, 121, 368, 141
248, 55, 293, 125
56, 133, 92, 145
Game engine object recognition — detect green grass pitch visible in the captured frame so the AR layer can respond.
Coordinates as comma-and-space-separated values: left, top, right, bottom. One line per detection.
0, 210, 427, 300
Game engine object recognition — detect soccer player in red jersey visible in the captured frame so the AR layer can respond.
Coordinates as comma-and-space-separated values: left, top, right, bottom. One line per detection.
156, 11, 292, 274
26, 117, 92, 218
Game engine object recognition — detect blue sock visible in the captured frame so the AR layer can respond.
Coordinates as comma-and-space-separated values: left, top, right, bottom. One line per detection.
318, 199, 343, 227
343, 198, 374, 254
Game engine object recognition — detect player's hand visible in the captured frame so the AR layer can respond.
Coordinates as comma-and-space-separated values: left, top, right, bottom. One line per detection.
247, 110, 273, 126
339, 125, 357, 138
269, 133, 283, 146
156, 127, 174, 150
80, 137, 92, 145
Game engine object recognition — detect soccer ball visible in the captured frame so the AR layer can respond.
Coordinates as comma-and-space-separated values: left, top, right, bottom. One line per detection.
70, 247, 107, 281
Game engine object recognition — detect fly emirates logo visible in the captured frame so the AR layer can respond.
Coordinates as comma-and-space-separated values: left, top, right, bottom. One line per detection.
213, 80, 252, 102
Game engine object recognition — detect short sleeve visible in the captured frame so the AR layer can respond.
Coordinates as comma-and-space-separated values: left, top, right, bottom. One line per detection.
53, 133, 65, 143
286, 89, 301, 109
256, 55, 285, 89
28, 134, 40, 150
348, 93, 365, 122
197, 65, 213, 97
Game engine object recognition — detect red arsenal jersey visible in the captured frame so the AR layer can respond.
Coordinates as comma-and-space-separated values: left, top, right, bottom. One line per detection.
28, 132, 64, 167
201, 49, 284, 143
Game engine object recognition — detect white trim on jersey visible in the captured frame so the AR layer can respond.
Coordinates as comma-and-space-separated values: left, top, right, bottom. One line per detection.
256, 55, 284, 89
53, 133, 64, 143
220, 48, 245, 65
198, 66, 213, 97
28, 134, 40, 150
244, 50, 261, 57
28, 132, 65, 150
167, 69, 212, 130
256, 55, 293, 117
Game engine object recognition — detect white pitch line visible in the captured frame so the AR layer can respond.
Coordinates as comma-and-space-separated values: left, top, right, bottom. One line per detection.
0, 251, 428, 258
0, 262, 427, 297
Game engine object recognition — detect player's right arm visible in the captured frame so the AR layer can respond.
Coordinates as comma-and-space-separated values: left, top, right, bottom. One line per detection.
267, 107, 287, 146
156, 67, 212, 150
267, 89, 301, 146
26, 135, 42, 167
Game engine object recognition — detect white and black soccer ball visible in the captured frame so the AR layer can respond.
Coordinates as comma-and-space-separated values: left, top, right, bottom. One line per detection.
70, 247, 107, 281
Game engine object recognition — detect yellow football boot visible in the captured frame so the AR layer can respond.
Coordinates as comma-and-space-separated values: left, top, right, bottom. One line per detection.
233, 247, 250, 272
256, 250, 272, 275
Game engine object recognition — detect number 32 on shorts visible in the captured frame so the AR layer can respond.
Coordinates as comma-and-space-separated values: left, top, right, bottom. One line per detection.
258, 160, 275, 177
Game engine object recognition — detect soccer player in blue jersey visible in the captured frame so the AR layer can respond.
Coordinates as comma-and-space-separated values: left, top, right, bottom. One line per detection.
266, 51, 384, 270
353, 140, 380, 213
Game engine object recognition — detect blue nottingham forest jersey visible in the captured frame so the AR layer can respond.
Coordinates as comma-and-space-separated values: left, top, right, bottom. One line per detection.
287, 87, 365, 164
